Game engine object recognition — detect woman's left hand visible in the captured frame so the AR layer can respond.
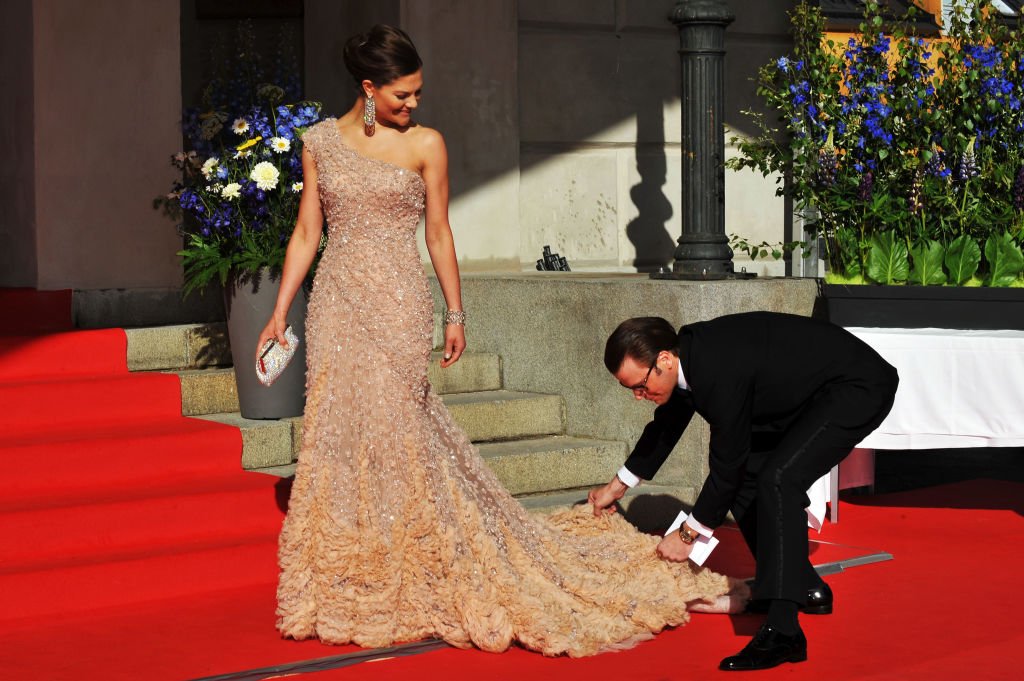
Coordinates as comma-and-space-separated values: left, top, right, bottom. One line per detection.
440, 323, 466, 368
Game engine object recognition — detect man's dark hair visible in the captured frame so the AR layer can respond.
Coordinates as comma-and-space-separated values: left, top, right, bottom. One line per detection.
343, 24, 423, 89
604, 317, 678, 374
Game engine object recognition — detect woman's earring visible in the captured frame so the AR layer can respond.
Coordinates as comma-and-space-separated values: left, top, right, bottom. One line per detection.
363, 95, 376, 137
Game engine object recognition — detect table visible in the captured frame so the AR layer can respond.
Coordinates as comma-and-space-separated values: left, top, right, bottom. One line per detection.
812, 327, 1024, 525
847, 327, 1024, 449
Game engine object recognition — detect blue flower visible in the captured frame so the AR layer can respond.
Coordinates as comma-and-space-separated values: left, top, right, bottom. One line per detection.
777, 57, 789, 72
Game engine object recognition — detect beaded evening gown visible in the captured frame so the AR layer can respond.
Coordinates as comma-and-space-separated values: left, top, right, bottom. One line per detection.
276, 119, 746, 657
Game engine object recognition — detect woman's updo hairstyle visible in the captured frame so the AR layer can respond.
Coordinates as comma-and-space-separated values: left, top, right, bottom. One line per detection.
343, 25, 422, 90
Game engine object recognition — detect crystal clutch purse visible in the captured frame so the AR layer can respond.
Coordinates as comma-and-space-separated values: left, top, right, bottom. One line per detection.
256, 326, 300, 387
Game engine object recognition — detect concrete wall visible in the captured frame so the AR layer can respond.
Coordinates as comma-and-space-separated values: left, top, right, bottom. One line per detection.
726, 1, 799, 275
0, 0, 37, 287
432, 274, 818, 492
30, 0, 183, 290
403, 0, 521, 272
518, 0, 681, 272
304, 0, 401, 118
516, 0, 793, 275
0, 0, 183, 290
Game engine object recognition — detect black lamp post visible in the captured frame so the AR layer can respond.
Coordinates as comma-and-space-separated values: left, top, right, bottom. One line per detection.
654, 0, 748, 280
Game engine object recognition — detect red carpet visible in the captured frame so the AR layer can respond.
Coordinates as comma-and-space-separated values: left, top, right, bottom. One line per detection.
1, 290, 1021, 680
0, 333, 285, 622
0, 291, 290, 654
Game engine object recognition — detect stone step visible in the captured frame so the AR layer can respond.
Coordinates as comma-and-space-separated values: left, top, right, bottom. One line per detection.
176, 368, 239, 417
127, 323, 502, 395
427, 352, 502, 395
200, 390, 565, 469
476, 436, 626, 495
171, 352, 503, 417
246, 435, 636, 500
125, 323, 231, 372
443, 390, 563, 443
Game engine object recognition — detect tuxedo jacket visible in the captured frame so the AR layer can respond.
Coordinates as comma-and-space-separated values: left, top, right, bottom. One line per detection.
623, 311, 898, 529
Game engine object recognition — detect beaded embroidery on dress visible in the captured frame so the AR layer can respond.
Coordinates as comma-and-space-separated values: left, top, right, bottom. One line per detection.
276, 119, 747, 657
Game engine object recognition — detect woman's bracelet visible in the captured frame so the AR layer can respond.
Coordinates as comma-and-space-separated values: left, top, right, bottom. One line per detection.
444, 310, 466, 326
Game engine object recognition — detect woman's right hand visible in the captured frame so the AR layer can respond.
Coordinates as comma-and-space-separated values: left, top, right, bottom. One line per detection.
256, 316, 289, 363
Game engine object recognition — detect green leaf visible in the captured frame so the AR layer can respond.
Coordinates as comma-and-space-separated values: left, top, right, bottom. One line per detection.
983, 232, 1024, 287
908, 239, 947, 285
944, 235, 982, 285
867, 232, 910, 285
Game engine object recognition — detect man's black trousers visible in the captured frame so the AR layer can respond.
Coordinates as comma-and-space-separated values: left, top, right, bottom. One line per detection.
730, 380, 897, 604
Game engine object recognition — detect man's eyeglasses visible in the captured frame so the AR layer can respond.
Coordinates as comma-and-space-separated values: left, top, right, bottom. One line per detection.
628, 358, 658, 396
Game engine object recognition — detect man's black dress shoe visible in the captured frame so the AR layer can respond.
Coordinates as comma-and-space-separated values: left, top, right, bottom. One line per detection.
719, 623, 807, 671
745, 582, 833, 615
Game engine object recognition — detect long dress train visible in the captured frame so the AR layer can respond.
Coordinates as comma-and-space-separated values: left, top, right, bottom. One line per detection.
276, 119, 745, 658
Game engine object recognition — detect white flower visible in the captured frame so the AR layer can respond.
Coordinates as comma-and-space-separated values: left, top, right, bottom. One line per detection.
233, 149, 252, 160
232, 118, 250, 135
270, 137, 291, 153
221, 182, 242, 199
291, 181, 303, 193
201, 157, 219, 180
250, 161, 280, 191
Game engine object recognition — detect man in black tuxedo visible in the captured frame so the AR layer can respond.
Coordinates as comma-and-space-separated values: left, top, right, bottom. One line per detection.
589, 312, 898, 671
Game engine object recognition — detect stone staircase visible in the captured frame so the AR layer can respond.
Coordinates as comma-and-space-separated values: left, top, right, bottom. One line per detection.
125, 323, 692, 515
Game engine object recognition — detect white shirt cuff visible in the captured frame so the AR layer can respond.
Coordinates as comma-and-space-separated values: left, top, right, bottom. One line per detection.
663, 512, 718, 566
616, 466, 642, 488
685, 514, 714, 538
663, 511, 714, 539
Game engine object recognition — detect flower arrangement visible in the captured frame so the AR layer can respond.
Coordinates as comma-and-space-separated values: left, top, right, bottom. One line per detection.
158, 24, 322, 294
729, 0, 1024, 286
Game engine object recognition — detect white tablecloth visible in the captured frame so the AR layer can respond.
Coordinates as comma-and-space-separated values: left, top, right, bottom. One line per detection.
847, 327, 1024, 449
807, 326, 1024, 528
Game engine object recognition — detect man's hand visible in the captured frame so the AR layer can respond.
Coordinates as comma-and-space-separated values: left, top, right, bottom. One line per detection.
588, 477, 628, 516
657, 530, 695, 563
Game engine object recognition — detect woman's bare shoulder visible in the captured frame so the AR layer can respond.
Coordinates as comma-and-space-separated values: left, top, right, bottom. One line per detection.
410, 125, 446, 152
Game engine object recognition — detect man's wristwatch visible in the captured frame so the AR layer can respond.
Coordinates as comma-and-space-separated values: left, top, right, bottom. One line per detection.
678, 524, 699, 545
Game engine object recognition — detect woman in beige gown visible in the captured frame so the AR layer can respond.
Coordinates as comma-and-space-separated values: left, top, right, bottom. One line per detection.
258, 25, 746, 658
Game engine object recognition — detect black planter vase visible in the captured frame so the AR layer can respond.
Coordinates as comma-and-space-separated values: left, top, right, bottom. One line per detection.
821, 283, 1024, 330
223, 268, 307, 419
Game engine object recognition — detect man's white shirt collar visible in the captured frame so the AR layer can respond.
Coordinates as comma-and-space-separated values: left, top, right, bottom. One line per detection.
676, 357, 690, 392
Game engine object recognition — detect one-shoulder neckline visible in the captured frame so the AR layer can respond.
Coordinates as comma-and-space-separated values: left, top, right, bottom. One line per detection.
325, 119, 425, 188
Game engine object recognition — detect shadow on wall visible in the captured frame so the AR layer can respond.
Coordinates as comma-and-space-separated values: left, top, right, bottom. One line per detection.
626, 100, 675, 273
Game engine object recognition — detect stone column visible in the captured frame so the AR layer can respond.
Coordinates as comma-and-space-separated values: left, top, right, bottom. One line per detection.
659, 0, 737, 279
